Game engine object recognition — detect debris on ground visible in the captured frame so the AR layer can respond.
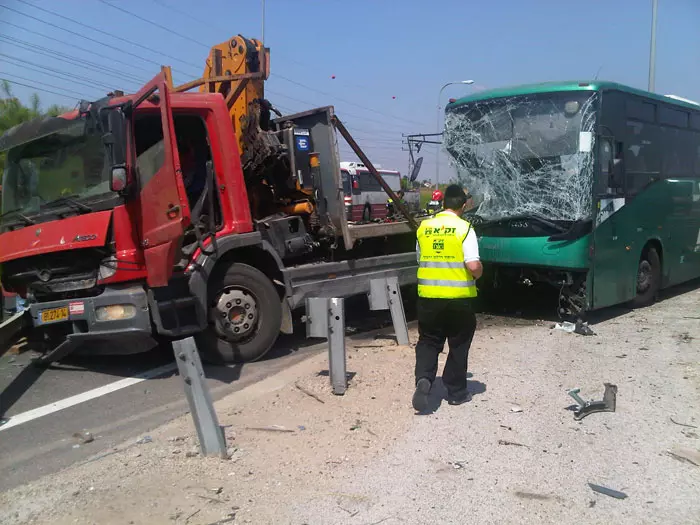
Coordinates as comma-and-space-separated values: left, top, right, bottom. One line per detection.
498, 439, 528, 448
246, 425, 294, 433
295, 382, 325, 404
72, 431, 94, 444
135, 435, 153, 445
666, 447, 700, 467
552, 320, 596, 336
568, 383, 617, 421
669, 417, 698, 429
588, 483, 628, 499
676, 332, 694, 344
510, 405, 523, 413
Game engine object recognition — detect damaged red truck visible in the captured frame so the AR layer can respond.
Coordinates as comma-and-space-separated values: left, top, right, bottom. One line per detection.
0, 37, 417, 364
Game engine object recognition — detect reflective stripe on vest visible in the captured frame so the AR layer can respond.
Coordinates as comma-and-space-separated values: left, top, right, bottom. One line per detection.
416, 211, 477, 299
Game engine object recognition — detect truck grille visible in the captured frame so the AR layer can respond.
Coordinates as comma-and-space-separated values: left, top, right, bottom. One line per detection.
2, 248, 106, 300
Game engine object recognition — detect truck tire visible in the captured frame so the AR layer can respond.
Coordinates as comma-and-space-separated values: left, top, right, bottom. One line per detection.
196, 263, 282, 364
631, 246, 661, 308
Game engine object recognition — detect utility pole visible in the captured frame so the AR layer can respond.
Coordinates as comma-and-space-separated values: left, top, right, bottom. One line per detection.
261, 0, 266, 46
648, 0, 658, 92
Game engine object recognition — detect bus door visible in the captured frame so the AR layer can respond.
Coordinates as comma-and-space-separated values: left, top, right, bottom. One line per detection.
591, 136, 633, 308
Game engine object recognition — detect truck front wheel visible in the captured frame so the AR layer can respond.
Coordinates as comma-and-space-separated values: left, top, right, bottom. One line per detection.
196, 263, 282, 364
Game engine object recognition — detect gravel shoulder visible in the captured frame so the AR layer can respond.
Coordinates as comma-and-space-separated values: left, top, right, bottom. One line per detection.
1, 288, 699, 525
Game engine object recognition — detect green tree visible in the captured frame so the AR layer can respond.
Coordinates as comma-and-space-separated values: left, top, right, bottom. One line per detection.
0, 81, 69, 175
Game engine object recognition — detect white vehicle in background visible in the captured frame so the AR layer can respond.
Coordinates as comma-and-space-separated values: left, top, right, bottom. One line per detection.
340, 162, 419, 222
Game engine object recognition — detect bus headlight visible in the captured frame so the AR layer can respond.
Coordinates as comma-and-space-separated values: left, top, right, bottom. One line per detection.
95, 304, 137, 322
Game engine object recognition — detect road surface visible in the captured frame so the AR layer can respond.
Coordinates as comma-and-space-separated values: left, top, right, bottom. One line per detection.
0, 296, 399, 493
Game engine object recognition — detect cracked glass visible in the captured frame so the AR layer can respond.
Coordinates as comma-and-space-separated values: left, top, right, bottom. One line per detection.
444, 91, 598, 222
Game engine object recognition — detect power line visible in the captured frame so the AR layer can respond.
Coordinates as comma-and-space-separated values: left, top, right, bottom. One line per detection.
8, 0, 201, 75
1, 79, 82, 102
0, 35, 144, 87
1, 73, 93, 100
146, 0, 422, 130
0, 54, 119, 92
272, 73, 426, 128
0, 19, 156, 77
265, 88, 414, 134
98, 0, 210, 49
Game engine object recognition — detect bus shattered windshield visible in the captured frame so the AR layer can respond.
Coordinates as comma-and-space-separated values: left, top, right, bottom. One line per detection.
443, 91, 598, 222
1, 117, 110, 224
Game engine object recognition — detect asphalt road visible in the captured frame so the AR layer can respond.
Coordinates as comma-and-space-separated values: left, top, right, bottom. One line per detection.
0, 296, 401, 493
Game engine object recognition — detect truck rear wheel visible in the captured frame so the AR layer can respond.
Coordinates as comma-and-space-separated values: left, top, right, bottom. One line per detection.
196, 263, 282, 364
631, 246, 661, 308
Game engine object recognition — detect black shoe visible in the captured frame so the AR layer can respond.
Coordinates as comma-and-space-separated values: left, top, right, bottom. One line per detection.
412, 378, 431, 412
447, 392, 472, 405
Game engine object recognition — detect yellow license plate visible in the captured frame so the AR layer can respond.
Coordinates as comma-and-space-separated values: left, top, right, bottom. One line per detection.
41, 307, 69, 324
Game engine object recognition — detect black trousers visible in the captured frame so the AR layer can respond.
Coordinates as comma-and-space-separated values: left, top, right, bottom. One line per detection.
415, 297, 477, 397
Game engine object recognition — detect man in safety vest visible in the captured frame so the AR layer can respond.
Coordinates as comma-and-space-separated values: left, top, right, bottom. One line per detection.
412, 184, 483, 412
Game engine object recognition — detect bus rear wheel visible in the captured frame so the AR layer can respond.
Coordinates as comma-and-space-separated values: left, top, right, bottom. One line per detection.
631, 247, 661, 308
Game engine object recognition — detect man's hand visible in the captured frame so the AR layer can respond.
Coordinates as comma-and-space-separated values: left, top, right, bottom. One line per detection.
466, 260, 483, 279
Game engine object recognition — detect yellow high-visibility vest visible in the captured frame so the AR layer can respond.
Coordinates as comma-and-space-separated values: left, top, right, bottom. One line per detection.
416, 211, 477, 299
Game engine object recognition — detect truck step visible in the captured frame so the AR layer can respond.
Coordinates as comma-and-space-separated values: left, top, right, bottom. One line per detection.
147, 288, 207, 338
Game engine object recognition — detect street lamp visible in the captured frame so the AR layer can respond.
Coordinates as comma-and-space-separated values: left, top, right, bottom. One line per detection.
436, 80, 474, 186
648, 0, 658, 92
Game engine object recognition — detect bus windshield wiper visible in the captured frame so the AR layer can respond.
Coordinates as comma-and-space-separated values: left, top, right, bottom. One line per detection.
0, 208, 36, 225
42, 195, 92, 213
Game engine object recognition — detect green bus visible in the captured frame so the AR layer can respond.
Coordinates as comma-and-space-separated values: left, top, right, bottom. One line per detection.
443, 81, 700, 317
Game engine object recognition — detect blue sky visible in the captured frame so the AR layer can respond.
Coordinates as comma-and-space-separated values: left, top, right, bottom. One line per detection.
1, 0, 698, 182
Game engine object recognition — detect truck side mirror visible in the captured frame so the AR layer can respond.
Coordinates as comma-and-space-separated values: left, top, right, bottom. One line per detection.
101, 107, 129, 193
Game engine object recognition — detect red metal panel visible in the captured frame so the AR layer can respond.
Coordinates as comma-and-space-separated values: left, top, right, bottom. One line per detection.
0, 210, 112, 263
126, 73, 190, 287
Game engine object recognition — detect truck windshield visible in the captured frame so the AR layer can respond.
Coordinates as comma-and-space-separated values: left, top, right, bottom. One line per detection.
2, 118, 109, 221
444, 91, 598, 222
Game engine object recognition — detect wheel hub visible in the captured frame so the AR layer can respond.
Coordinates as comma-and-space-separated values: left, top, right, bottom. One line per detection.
637, 260, 652, 293
213, 288, 259, 340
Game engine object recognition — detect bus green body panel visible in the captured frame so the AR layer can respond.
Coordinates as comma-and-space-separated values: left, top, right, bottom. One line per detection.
445, 79, 700, 313
478, 235, 590, 269
591, 179, 700, 309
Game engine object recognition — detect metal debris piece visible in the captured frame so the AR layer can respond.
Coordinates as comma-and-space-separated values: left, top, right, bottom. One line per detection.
295, 382, 325, 404
498, 439, 528, 448
136, 435, 153, 444
588, 483, 627, 499
510, 405, 523, 413
246, 425, 294, 433
567, 383, 617, 421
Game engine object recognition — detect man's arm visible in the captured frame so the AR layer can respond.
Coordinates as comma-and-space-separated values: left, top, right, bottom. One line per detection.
462, 229, 483, 279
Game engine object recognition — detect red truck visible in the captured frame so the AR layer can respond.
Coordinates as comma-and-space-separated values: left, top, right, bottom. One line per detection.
0, 36, 418, 364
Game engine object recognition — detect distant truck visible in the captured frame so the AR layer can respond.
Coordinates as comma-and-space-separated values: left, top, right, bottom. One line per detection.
340, 162, 420, 222
0, 35, 418, 365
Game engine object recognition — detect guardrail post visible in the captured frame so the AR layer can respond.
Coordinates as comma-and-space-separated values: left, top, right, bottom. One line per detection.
306, 297, 347, 395
172, 337, 227, 457
368, 276, 409, 345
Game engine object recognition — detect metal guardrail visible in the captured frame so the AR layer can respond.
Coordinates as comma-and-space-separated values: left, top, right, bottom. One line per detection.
0, 311, 29, 358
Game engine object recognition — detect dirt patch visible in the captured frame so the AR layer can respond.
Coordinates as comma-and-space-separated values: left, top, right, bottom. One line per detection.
1, 288, 700, 524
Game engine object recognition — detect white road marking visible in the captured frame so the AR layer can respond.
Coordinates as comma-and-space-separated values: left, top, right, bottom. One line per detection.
0, 362, 177, 432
